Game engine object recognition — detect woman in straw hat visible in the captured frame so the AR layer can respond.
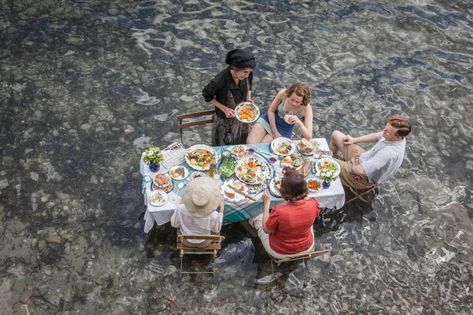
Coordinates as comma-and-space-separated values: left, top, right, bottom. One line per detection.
171, 177, 224, 248
248, 168, 320, 259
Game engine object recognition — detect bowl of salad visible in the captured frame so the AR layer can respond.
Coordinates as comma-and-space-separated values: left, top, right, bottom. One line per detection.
315, 157, 341, 182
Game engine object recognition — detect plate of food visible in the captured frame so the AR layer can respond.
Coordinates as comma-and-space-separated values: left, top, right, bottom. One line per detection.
148, 190, 168, 207
310, 139, 322, 155
185, 144, 217, 171
315, 157, 341, 180
235, 102, 260, 123
190, 171, 206, 180
280, 154, 306, 170
307, 178, 322, 192
221, 179, 248, 202
269, 176, 283, 198
153, 174, 174, 192
297, 138, 322, 156
271, 137, 295, 156
231, 145, 250, 158
168, 165, 189, 180
218, 154, 236, 180
235, 156, 269, 185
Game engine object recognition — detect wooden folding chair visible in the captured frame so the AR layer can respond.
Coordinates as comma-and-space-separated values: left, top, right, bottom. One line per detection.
270, 247, 332, 275
345, 185, 378, 205
176, 110, 214, 144
176, 233, 225, 274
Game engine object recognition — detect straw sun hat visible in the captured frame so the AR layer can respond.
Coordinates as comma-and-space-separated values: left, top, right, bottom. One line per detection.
182, 177, 221, 218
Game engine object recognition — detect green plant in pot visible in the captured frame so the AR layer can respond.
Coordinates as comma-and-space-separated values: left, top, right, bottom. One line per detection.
143, 146, 164, 172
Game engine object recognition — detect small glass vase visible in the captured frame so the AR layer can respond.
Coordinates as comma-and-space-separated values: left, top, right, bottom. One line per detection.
148, 163, 160, 172
322, 180, 331, 189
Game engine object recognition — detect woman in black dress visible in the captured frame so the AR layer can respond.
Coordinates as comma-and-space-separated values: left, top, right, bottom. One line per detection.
202, 48, 256, 145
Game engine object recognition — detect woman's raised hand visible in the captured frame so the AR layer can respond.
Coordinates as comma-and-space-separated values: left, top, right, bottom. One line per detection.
262, 189, 271, 203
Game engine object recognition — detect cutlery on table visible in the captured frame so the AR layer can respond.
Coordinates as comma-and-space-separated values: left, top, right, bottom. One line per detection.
228, 184, 257, 201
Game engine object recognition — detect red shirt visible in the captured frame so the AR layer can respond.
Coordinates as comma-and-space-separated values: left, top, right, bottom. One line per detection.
265, 198, 320, 254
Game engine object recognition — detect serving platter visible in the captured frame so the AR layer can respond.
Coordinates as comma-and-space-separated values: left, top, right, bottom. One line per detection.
271, 137, 295, 156
153, 174, 174, 192
185, 144, 217, 171
235, 102, 260, 123
235, 156, 270, 185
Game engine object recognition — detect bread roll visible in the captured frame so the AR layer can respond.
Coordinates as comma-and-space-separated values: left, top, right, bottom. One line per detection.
224, 187, 235, 199
284, 114, 295, 124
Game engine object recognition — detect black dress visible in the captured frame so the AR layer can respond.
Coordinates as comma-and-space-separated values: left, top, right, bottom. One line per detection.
202, 67, 252, 145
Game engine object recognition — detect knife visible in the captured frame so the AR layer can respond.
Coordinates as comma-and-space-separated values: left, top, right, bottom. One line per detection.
228, 184, 257, 201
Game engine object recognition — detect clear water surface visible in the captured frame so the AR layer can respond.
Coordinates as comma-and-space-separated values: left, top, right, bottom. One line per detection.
0, 0, 472, 314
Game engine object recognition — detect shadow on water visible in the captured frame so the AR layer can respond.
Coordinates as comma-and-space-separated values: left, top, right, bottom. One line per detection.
143, 188, 377, 287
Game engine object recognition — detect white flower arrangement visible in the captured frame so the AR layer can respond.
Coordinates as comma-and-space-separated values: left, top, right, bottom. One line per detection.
143, 146, 164, 165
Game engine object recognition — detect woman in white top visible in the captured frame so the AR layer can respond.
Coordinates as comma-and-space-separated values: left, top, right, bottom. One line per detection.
170, 177, 224, 248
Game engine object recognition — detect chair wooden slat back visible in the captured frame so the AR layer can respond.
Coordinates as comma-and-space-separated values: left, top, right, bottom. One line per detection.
176, 233, 225, 274
176, 110, 214, 144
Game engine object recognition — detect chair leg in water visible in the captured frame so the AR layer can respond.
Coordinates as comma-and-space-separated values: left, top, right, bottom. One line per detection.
176, 233, 225, 274
345, 185, 378, 204
257, 248, 332, 284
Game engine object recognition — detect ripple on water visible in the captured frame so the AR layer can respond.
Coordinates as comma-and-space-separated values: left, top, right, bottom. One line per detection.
1, 0, 473, 313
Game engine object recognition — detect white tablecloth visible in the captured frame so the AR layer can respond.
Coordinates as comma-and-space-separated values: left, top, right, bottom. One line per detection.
140, 139, 345, 233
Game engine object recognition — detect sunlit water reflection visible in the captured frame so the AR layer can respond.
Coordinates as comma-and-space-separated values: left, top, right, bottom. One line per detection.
0, 0, 472, 313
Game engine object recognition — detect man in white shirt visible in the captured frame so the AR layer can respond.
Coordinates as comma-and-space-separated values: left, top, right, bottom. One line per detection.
329, 114, 412, 190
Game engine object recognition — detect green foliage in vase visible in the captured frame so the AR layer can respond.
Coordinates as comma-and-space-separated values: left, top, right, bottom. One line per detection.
143, 146, 164, 165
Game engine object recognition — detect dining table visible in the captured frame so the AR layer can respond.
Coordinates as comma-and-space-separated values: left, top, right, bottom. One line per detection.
139, 139, 345, 233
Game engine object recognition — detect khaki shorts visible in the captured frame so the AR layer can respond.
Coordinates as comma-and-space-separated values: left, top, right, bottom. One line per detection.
334, 144, 374, 190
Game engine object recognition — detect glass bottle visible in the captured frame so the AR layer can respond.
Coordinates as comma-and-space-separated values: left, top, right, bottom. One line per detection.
209, 162, 216, 177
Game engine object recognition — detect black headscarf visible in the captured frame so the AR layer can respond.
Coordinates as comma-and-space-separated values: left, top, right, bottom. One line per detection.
225, 48, 256, 69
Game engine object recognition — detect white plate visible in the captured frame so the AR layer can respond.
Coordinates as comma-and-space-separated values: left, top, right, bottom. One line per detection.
153, 174, 171, 188
148, 190, 168, 207
269, 176, 283, 198
221, 179, 248, 202
185, 144, 217, 171
231, 145, 250, 158
168, 165, 189, 180
190, 171, 206, 180
307, 178, 323, 192
235, 156, 269, 185
297, 139, 322, 156
315, 157, 341, 179
280, 154, 305, 170
271, 137, 295, 156
235, 102, 260, 123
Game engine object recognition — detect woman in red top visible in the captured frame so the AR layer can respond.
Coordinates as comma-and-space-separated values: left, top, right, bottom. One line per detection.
248, 168, 321, 259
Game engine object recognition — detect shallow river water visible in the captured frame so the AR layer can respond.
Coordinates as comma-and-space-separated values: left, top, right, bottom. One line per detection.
1, 0, 472, 314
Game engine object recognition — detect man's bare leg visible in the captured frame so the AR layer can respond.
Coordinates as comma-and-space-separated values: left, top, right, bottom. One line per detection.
329, 130, 347, 156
